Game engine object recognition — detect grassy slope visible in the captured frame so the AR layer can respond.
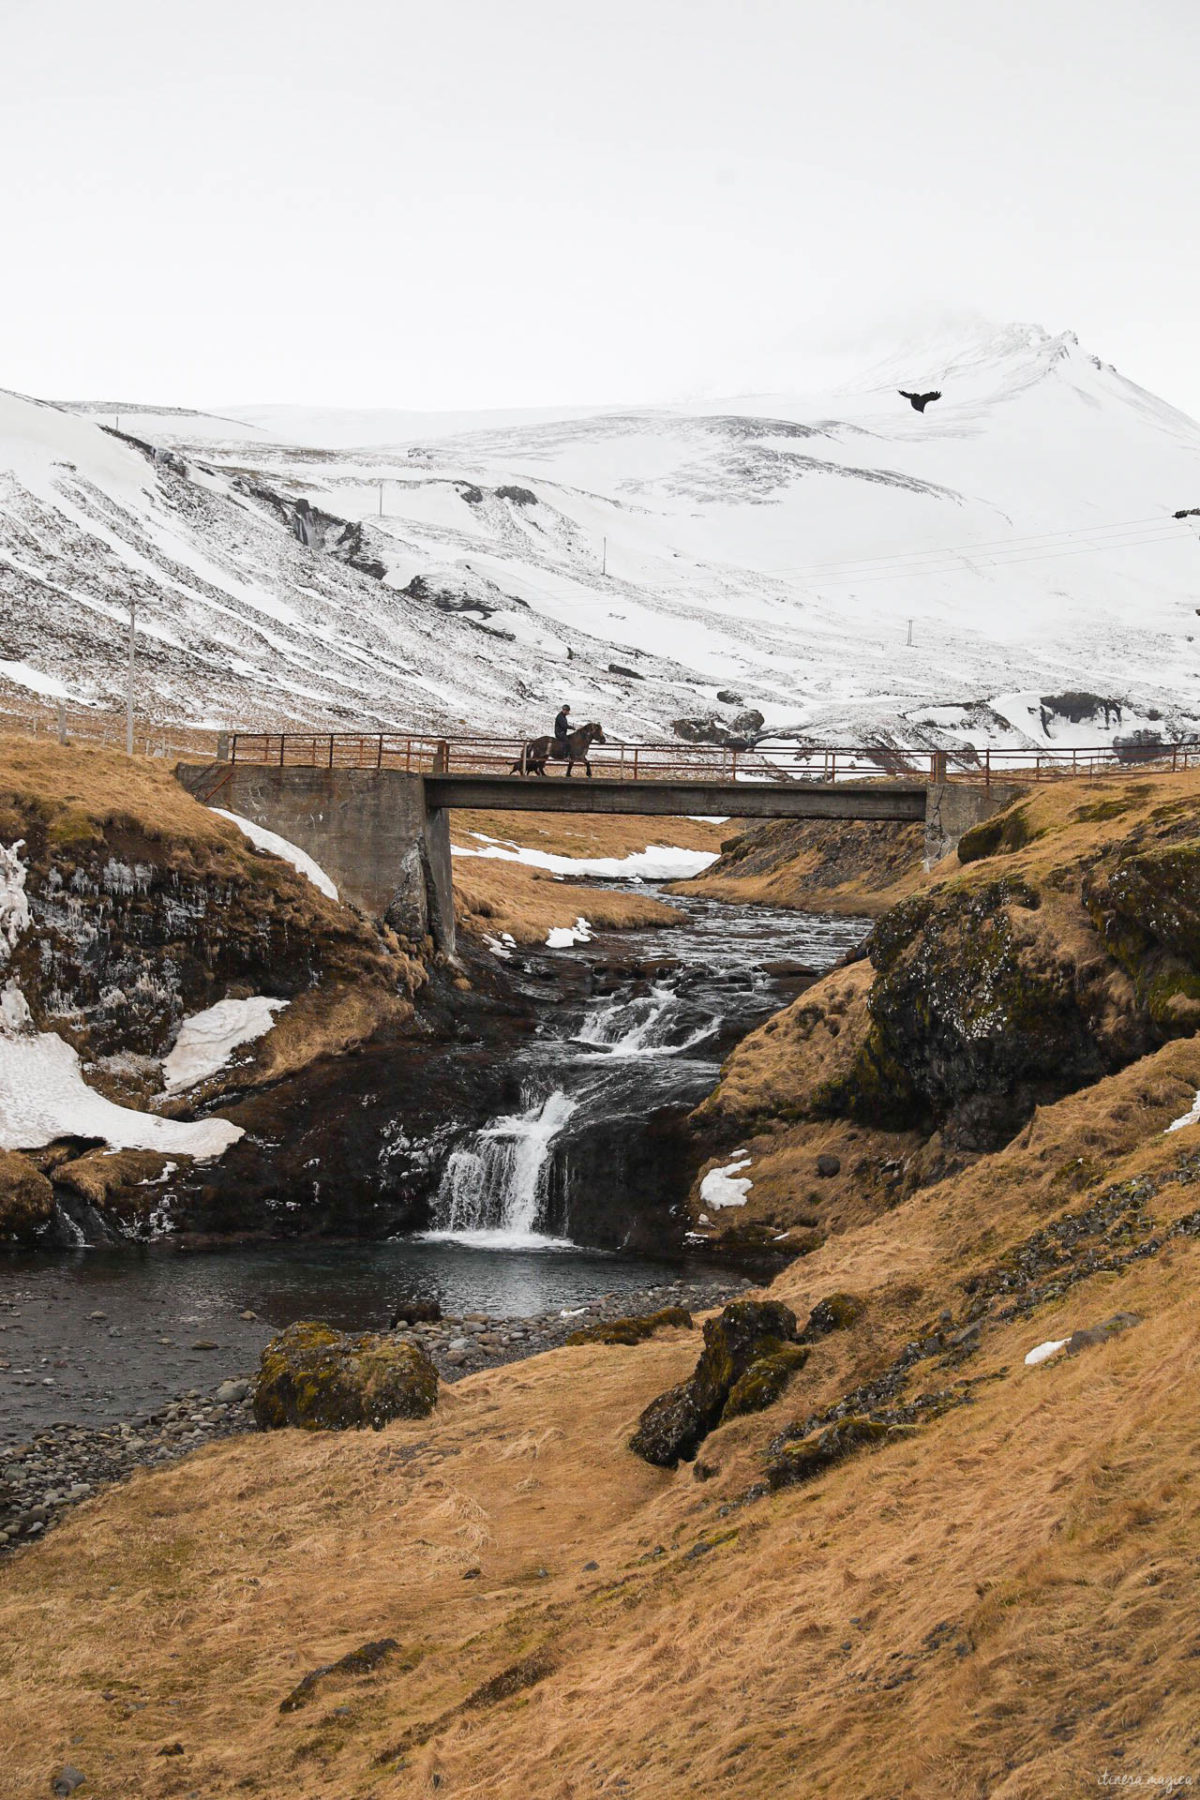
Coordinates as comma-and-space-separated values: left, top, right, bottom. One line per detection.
450, 808, 727, 944
3, 1044, 1200, 1796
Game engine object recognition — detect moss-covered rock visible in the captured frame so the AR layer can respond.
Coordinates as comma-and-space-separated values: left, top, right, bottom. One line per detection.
765, 1416, 915, 1490
957, 803, 1043, 864
0, 1150, 55, 1242
802, 1292, 867, 1338
1085, 841, 1200, 1033
722, 1344, 810, 1418
253, 1321, 439, 1431
819, 878, 1117, 1149
629, 1299, 800, 1467
566, 1306, 693, 1346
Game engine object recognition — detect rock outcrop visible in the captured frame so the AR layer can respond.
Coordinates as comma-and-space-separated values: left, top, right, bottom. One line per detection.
629, 1299, 801, 1467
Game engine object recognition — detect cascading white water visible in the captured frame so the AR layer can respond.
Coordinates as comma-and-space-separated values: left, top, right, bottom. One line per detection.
425, 1089, 578, 1247
576, 985, 714, 1057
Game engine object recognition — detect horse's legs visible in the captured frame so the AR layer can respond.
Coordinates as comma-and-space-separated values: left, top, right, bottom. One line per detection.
585, 758, 592, 778
565, 759, 574, 778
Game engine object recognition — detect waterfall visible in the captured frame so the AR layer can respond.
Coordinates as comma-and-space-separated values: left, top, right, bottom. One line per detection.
425, 1089, 577, 1247
576, 986, 715, 1058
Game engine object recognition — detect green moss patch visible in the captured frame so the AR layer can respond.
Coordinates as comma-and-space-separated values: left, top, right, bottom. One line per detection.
565, 1305, 693, 1346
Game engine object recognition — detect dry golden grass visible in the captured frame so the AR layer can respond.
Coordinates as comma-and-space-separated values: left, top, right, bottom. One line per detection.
6, 1038, 1200, 1796
0, 733, 244, 851
455, 859, 679, 944
451, 810, 721, 943
449, 808, 727, 860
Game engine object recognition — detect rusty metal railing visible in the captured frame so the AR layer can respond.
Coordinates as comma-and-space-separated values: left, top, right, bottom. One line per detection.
216, 732, 1200, 787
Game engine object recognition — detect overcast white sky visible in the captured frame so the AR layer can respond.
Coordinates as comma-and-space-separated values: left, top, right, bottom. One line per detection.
2, 0, 1197, 416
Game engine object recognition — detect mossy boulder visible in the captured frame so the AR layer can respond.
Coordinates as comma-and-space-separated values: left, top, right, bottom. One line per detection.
253, 1321, 439, 1431
722, 1344, 810, 1418
0, 1150, 55, 1242
957, 803, 1042, 864
566, 1305, 693, 1346
629, 1299, 800, 1467
1086, 842, 1200, 1032
802, 1291, 866, 1338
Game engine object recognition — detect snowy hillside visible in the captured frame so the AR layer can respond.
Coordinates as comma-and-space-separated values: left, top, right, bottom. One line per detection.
3, 324, 1200, 751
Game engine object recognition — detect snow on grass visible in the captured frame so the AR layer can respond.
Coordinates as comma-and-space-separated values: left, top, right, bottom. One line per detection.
699, 1152, 753, 1209
213, 809, 338, 900
454, 835, 718, 882
0, 659, 70, 698
546, 917, 593, 949
1024, 1339, 1070, 1367
163, 996, 289, 1093
1165, 1091, 1200, 1132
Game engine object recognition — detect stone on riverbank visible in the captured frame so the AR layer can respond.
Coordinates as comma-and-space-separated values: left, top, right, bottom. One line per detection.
252, 1321, 439, 1431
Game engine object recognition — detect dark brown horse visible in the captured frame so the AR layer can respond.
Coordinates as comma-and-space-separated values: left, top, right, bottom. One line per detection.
511, 721, 606, 778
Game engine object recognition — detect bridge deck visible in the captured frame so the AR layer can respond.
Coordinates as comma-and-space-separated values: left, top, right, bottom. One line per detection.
422, 775, 927, 819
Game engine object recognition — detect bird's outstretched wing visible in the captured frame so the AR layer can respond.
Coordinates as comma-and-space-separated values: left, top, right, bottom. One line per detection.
899, 389, 942, 412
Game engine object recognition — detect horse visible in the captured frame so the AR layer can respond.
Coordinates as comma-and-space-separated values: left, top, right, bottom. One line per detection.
511, 721, 607, 778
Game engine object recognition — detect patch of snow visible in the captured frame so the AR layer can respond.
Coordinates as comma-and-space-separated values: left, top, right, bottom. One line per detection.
212, 809, 339, 900
546, 917, 593, 948
455, 836, 718, 881
1165, 1090, 1200, 1132
700, 1154, 753, 1209
0, 659, 70, 698
1024, 1339, 1070, 1367
0, 1005, 242, 1159
162, 995, 290, 1093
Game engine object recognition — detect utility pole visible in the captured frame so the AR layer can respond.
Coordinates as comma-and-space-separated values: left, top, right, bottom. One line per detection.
126, 593, 136, 755
601, 536, 607, 576
906, 618, 914, 647
377, 479, 386, 516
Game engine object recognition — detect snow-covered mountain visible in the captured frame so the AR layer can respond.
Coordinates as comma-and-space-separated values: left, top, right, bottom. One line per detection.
4, 323, 1200, 751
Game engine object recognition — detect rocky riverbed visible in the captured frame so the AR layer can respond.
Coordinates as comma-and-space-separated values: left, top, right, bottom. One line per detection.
0, 1271, 748, 1555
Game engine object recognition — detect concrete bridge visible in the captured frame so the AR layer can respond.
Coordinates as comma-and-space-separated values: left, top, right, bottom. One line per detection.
178, 738, 1017, 958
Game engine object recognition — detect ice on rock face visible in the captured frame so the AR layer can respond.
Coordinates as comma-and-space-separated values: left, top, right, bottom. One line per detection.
0, 841, 31, 965
546, 918, 593, 949
0, 840, 242, 1160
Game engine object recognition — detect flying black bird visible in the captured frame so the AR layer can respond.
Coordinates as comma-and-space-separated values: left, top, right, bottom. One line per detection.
899, 390, 942, 413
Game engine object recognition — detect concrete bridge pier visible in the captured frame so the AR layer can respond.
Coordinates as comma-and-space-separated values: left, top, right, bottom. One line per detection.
177, 765, 458, 958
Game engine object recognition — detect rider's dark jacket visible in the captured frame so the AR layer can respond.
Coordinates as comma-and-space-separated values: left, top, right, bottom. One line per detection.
554, 711, 570, 741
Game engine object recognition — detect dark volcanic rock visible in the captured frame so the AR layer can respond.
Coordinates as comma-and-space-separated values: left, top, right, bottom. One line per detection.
629, 1299, 801, 1467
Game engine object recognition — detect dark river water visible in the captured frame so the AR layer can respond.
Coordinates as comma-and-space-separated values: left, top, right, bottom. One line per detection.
1, 886, 868, 1446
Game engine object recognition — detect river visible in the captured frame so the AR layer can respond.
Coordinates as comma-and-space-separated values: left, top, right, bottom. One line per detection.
1, 888, 867, 1445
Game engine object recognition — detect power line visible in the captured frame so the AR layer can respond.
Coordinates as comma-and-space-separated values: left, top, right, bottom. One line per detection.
766, 512, 1194, 581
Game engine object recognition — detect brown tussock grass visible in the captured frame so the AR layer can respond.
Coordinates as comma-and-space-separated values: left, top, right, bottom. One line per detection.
455, 860, 680, 945
5, 1035, 1200, 1795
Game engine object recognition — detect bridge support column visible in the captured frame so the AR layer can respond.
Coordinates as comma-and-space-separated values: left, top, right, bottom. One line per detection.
176, 764, 457, 958
923, 780, 1025, 867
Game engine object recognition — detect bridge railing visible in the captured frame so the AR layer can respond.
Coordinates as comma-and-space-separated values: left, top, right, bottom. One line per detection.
219, 732, 1200, 786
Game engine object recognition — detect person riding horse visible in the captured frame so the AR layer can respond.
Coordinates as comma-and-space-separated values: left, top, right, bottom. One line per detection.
512, 714, 606, 778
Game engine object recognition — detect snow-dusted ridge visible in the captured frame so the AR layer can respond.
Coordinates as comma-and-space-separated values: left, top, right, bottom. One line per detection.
3, 322, 1200, 749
